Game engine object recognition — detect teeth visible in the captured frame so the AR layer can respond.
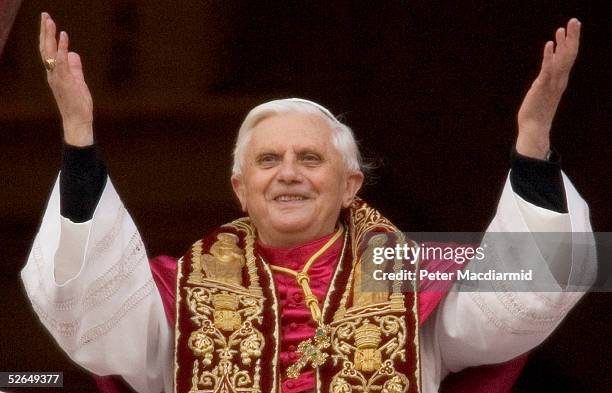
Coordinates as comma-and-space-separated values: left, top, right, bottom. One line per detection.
276, 195, 305, 201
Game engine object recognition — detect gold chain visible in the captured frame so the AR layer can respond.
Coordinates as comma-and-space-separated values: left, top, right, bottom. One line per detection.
269, 224, 344, 325
267, 224, 344, 378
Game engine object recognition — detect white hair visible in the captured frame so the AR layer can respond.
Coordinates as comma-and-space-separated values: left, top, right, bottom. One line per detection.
232, 98, 363, 176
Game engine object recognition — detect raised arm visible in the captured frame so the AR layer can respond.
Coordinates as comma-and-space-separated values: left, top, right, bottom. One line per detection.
22, 13, 173, 393
40, 12, 94, 147
516, 18, 580, 159
506, 19, 582, 213
420, 19, 595, 391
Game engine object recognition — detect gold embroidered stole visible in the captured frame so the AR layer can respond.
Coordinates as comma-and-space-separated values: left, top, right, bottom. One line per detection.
174, 199, 419, 393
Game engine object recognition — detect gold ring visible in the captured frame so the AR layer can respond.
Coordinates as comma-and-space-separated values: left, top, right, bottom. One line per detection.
44, 58, 57, 71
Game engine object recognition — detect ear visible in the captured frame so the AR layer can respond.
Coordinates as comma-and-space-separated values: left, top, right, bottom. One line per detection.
231, 175, 248, 212
341, 171, 364, 208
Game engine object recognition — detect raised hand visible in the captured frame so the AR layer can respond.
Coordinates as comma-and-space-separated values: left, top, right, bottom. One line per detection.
516, 18, 581, 160
39, 12, 94, 146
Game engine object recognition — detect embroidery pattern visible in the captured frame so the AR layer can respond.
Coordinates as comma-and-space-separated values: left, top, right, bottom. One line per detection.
29, 206, 141, 314
87, 205, 127, 262
82, 233, 146, 311
329, 314, 409, 392
467, 292, 551, 335
184, 220, 268, 393
185, 286, 265, 392
79, 279, 155, 345
26, 221, 151, 347
29, 298, 81, 342
177, 201, 418, 392
326, 200, 416, 393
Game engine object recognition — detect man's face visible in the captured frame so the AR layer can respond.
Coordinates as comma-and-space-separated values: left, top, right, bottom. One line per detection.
231, 112, 363, 247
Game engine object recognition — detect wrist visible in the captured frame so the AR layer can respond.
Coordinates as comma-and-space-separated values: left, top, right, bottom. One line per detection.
63, 121, 94, 147
516, 120, 552, 160
515, 135, 550, 160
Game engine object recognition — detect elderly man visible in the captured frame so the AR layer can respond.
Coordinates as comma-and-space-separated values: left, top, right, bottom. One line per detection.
22, 12, 594, 393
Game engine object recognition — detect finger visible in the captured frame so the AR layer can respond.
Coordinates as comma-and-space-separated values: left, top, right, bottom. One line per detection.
565, 18, 580, 55
55, 31, 70, 78
39, 13, 46, 58
538, 41, 554, 81
557, 20, 582, 73
554, 27, 566, 54
44, 17, 57, 61
68, 52, 85, 81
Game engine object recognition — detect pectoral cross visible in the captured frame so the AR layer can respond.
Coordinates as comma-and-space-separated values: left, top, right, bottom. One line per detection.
286, 326, 331, 379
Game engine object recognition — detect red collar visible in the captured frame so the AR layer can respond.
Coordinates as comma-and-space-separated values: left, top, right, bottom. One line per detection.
257, 231, 341, 271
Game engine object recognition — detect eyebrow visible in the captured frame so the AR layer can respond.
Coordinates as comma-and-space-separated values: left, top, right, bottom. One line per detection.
255, 151, 280, 160
253, 147, 325, 158
296, 150, 324, 159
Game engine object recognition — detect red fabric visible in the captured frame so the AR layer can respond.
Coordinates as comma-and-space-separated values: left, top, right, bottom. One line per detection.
94, 248, 526, 393
149, 255, 178, 325
257, 232, 342, 393
93, 375, 131, 393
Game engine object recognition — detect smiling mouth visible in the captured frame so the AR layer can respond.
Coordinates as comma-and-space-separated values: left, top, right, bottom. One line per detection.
274, 195, 309, 202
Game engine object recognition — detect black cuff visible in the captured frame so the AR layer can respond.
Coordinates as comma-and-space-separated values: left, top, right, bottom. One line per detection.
60, 144, 107, 222
509, 148, 567, 213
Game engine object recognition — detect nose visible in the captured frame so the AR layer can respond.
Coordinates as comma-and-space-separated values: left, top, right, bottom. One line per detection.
276, 157, 303, 184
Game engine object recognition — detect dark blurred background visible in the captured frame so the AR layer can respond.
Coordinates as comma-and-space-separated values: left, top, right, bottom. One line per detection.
1, 1, 610, 392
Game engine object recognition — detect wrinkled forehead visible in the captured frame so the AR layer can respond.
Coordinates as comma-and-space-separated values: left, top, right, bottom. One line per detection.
247, 111, 338, 154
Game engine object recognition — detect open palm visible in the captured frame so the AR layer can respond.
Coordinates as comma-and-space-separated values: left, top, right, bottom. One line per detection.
516, 18, 581, 159
40, 12, 93, 146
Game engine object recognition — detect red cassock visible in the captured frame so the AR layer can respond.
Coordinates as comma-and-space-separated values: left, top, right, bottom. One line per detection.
95, 233, 526, 393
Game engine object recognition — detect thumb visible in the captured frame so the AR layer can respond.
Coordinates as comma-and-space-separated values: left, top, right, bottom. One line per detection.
67, 52, 85, 81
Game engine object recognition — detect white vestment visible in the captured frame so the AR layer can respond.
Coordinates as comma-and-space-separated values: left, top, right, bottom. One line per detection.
21, 172, 596, 393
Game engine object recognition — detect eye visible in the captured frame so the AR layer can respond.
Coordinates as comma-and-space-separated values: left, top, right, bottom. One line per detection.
257, 154, 280, 168
300, 153, 322, 166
